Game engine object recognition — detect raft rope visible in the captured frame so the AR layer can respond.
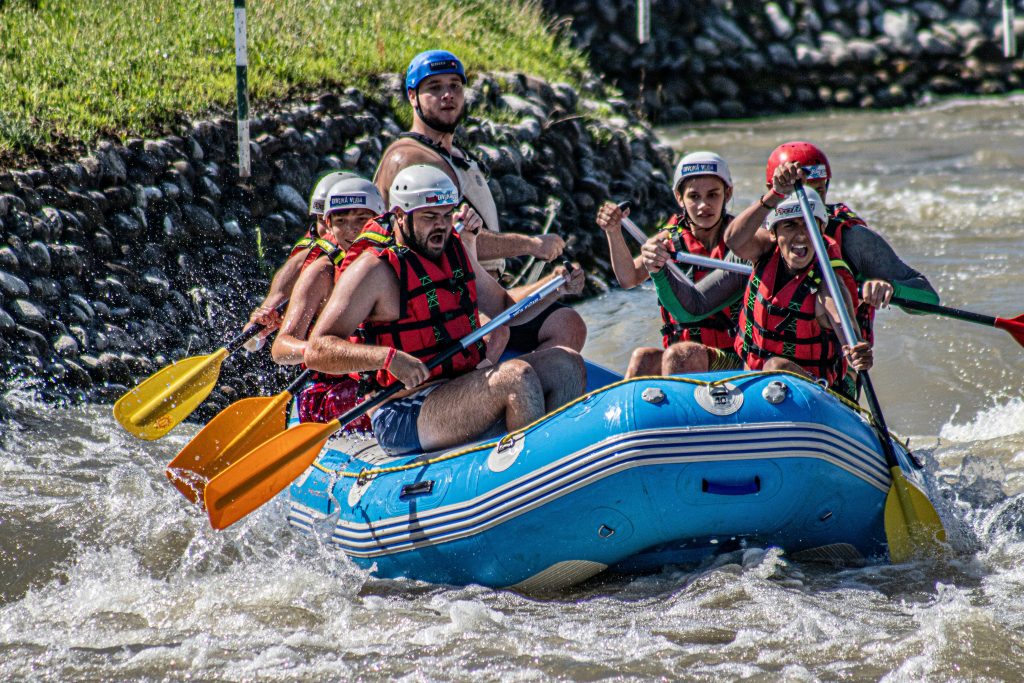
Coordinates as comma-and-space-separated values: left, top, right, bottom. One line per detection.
312, 369, 894, 483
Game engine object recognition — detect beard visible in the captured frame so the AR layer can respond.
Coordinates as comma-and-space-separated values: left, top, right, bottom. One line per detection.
402, 214, 449, 261
414, 98, 463, 135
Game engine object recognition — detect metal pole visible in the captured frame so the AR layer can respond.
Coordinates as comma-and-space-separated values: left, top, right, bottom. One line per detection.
234, 0, 251, 178
1003, 0, 1017, 58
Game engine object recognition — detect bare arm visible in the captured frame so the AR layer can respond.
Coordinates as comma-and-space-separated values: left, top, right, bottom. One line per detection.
725, 199, 776, 263
374, 142, 460, 207
304, 255, 396, 375
248, 249, 307, 330
270, 258, 334, 365
595, 201, 648, 288
476, 230, 565, 262
726, 161, 805, 263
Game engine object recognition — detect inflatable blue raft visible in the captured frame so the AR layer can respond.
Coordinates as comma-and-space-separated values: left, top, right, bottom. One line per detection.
285, 362, 923, 590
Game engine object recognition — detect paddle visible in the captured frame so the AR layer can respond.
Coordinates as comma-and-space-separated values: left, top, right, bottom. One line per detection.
165, 368, 314, 504
794, 180, 946, 562
661, 247, 1024, 348
113, 301, 288, 440
616, 205, 694, 286
202, 269, 573, 530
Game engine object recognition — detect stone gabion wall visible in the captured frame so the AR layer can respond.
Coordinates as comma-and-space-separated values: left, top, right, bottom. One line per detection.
0, 74, 677, 416
544, 0, 1024, 121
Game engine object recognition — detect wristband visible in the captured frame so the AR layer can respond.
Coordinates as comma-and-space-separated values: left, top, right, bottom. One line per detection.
770, 187, 786, 199
759, 195, 777, 211
383, 347, 397, 371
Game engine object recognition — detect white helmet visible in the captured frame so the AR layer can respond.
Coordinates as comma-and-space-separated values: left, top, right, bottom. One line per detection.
764, 187, 827, 231
309, 171, 359, 215
673, 151, 733, 192
390, 164, 459, 213
324, 177, 386, 217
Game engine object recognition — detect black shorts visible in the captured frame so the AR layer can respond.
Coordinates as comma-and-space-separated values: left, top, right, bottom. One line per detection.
506, 302, 569, 352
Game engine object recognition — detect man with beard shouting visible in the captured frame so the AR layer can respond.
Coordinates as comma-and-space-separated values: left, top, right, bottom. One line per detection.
373, 49, 587, 354
305, 165, 586, 456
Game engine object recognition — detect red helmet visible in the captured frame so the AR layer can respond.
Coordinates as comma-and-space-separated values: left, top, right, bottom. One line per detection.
765, 142, 831, 187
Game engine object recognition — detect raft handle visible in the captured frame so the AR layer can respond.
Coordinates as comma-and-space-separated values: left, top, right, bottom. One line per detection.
701, 476, 761, 496
400, 480, 435, 499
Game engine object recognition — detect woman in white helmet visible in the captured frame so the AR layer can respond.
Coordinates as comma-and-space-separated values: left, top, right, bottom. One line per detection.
304, 165, 585, 456
246, 171, 360, 343
595, 151, 744, 377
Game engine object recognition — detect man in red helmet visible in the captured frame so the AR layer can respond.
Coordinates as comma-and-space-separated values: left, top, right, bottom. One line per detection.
726, 141, 938, 344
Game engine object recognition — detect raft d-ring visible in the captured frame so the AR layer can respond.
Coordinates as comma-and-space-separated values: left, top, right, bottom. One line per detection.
348, 471, 373, 506
694, 381, 744, 416
488, 434, 525, 473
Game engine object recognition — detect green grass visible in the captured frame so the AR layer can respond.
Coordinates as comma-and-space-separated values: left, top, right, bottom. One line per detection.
0, 0, 587, 166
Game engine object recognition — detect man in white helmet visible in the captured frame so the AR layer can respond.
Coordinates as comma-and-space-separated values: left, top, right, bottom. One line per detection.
595, 151, 745, 377
305, 165, 586, 456
247, 171, 359, 342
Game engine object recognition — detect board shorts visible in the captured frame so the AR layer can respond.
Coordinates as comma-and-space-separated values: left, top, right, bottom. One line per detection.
507, 302, 569, 352
371, 383, 443, 456
297, 376, 372, 433
707, 347, 743, 371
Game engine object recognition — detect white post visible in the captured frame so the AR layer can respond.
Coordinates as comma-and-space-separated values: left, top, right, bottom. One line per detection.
1004, 0, 1018, 58
637, 0, 651, 44
234, 0, 251, 178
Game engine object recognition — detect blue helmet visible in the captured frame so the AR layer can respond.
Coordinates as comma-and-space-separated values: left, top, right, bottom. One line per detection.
405, 50, 466, 92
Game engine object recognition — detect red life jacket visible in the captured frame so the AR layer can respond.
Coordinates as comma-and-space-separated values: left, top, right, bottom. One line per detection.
825, 202, 875, 344
353, 231, 484, 390
734, 238, 857, 388
659, 213, 738, 350
338, 215, 395, 279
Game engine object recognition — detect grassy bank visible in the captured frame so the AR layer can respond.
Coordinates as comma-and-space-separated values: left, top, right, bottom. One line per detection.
0, 0, 586, 167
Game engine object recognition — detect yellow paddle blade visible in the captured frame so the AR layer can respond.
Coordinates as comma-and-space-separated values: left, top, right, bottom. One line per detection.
113, 348, 229, 440
166, 392, 292, 504
884, 466, 947, 563
204, 421, 339, 530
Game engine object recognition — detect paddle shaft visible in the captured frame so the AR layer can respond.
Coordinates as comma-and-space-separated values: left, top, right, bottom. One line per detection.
793, 181, 901, 457
326, 271, 571, 431
617, 212, 694, 285
509, 198, 562, 287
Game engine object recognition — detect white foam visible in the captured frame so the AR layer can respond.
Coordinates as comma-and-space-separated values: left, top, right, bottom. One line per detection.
939, 398, 1024, 442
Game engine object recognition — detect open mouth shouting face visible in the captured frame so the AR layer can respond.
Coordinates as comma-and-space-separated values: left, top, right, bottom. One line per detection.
771, 218, 819, 271
406, 205, 456, 260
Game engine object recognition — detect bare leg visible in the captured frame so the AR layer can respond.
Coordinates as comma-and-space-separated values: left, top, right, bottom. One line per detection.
534, 308, 588, 352
416, 359, 545, 451
662, 341, 711, 375
516, 346, 586, 411
626, 347, 663, 378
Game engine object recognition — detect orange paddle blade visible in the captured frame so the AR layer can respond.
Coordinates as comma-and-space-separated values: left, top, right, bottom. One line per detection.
995, 314, 1024, 347
166, 392, 292, 504
203, 421, 339, 530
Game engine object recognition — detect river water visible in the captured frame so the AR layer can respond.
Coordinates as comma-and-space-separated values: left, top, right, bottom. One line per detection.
2, 97, 1023, 681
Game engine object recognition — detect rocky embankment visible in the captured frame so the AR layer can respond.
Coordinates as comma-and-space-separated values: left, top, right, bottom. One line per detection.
0, 74, 677, 416
544, 0, 1024, 121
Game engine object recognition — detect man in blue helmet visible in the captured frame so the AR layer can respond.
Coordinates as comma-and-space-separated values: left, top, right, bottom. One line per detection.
373, 49, 587, 354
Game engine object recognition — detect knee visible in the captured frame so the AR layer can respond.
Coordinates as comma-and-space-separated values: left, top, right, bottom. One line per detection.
492, 358, 540, 392
663, 342, 707, 374
541, 309, 588, 352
